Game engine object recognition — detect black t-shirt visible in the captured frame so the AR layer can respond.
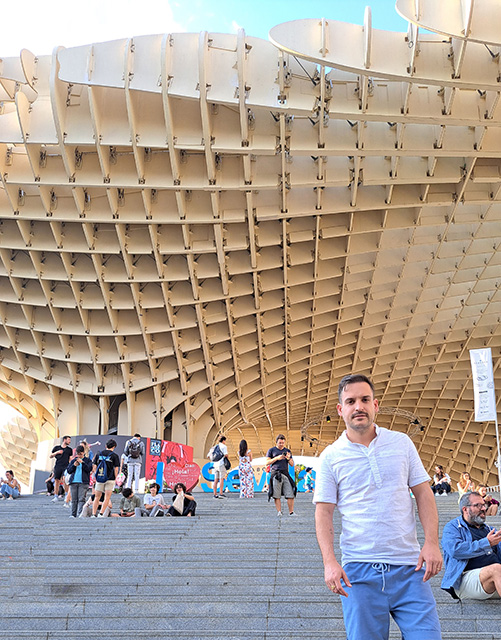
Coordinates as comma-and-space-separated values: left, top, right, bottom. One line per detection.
92, 450, 120, 479
465, 522, 499, 571
52, 445, 73, 469
266, 446, 292, 473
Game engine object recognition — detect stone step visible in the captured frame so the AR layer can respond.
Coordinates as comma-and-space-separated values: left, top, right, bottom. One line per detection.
0, 634, 497, 640
1, 492, 500, 640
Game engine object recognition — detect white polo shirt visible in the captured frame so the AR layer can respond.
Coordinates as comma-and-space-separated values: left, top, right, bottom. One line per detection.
313, 425, 430, 566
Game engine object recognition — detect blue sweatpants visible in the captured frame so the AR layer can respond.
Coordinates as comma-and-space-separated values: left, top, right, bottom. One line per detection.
341, 562, 442, 640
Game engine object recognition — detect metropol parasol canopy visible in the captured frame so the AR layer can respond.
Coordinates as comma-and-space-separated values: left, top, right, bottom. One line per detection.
0, 0, 500, 486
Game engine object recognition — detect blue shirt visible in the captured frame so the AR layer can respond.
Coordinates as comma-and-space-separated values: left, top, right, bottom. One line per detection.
441, 516, 501, 594
72, 463, 83, 484
465, 522, 500, 571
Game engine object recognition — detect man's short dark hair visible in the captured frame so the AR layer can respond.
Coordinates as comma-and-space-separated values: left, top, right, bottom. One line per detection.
62, 435, 71, 441
76, 445, 85, 454
133, 433, 141, 438
459, 491, 480, 512
219, 436, 226, 443
122, 487, 133, 498
106, 439, 117, 449
276, 434, 286, 442
151, 482, 160, 492
338, 374, 375, 401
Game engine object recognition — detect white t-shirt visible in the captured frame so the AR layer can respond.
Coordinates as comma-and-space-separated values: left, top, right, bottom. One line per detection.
313, 425, 430, 566
213, 443, 228, 469
143, 493, 165, 508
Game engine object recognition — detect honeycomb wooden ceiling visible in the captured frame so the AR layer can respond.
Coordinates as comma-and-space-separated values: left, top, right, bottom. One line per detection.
0, 1, 500, 484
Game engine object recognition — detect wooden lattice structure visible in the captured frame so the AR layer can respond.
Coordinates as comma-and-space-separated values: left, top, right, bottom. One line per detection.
0, 0, 500, 486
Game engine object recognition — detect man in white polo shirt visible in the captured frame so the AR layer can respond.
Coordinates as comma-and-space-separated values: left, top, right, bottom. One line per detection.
212, 436, 229, 499
314, 374, 442, 640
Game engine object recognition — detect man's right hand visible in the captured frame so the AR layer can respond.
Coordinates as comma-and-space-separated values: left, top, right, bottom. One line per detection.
324, 561, 352, 597
487, 528, 501, 547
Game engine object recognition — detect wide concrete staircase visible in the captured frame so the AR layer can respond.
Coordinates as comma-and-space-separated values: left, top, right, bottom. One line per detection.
0, 491, 500, 639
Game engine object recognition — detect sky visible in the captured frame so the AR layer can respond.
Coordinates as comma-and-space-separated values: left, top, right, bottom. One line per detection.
1, 0, 409, 57
0, 0, 408, 474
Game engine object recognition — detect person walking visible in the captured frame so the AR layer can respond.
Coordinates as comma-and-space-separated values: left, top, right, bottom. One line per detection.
49, 435, 72, 502
91, 439, 120, 518
314, 373, 442, 640
265, 434, 297, 516
123, 433, 145, 493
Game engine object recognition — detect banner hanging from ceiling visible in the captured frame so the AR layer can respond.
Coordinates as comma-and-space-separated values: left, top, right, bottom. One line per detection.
470, 348, 497, 422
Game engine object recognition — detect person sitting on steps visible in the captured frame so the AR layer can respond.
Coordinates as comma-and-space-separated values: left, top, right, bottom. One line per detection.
110, 487, 142, 517
432, 465, 451, 495
0, 470, 21, 500
166, 482, 197, 517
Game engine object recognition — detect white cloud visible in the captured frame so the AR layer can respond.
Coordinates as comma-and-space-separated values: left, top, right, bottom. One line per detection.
231, 20, 243, 33
1, 0, 186, 57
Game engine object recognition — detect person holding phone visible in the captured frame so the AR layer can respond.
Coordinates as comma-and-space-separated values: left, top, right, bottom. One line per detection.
265, 434, 297, 516
0, 470, 21, 500
442, 490, 501, 600
66, 445, 93, 518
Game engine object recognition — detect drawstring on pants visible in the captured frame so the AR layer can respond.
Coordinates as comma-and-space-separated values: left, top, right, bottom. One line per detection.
371, 562, 390, 591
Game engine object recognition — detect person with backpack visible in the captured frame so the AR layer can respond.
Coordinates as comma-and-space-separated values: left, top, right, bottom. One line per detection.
91, 439, 120, 517
123, 433, 145, 493
208, 435, 229, 499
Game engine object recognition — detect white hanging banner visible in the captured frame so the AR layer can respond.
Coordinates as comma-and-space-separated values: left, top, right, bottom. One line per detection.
470, 348, 497, 422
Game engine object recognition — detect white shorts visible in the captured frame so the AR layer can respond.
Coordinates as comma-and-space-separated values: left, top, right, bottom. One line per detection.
94, 480, 115, 493
456, 568, 501, 600
213, 465, 226, 480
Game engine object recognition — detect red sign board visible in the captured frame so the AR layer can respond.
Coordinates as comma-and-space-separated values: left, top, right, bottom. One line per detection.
145, 438, 200, 492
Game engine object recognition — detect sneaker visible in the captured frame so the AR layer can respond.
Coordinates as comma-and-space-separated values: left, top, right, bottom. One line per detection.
277, 511, 282, 517
69, 515, 76, 519
7, 496, 14, 500
58, 495, 64, 500
90, 515, 97, 518
289, 512, 297, 516
97, 513, 105, 518
0, 495, 5, 500
213, 495, 220, 499
63, 502, 70, 509
51, 496, 59, 503
219, 494, 227, 498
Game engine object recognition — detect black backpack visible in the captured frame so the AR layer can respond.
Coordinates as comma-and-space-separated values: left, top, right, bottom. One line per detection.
210, 444, 224, 462
127, 440, 141, 459
95, 453, 112, 483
